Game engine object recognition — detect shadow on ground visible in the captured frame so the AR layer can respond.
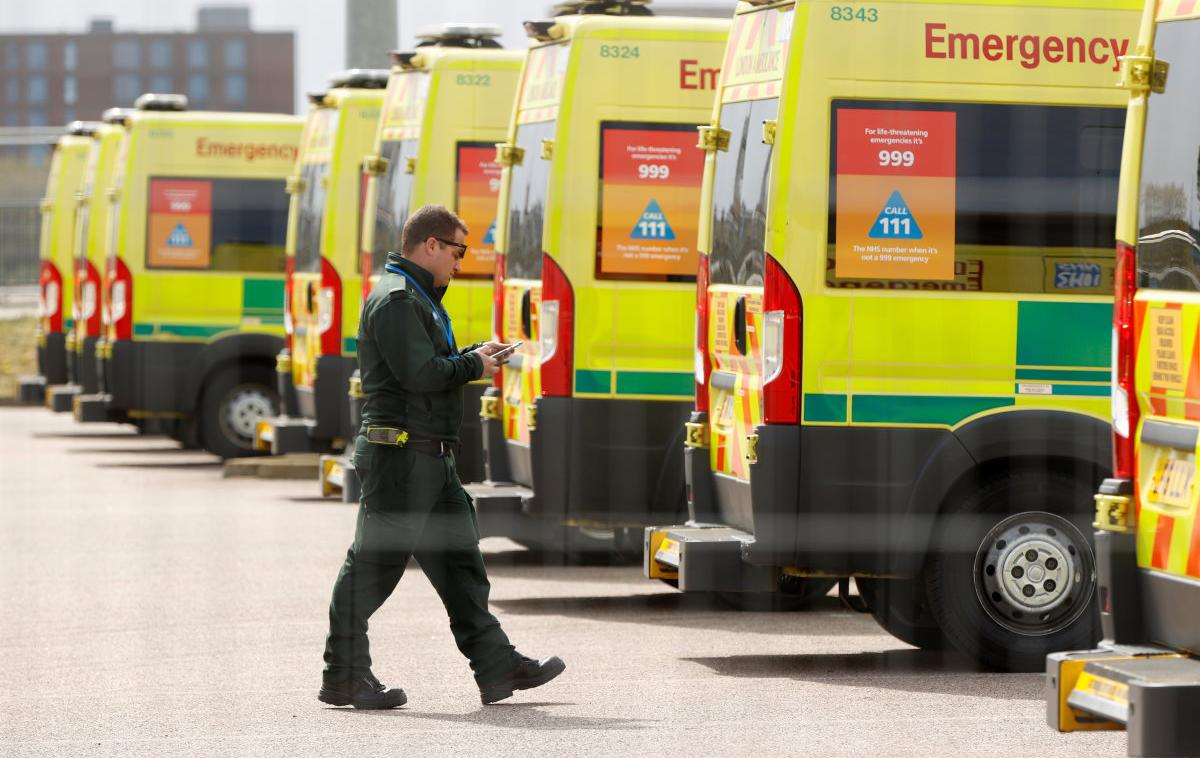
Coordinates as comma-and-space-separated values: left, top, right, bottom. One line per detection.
490, 592, 869, 637
331, 701, 654, 731
94, 460, 220, 470
682, 649, 1042, 700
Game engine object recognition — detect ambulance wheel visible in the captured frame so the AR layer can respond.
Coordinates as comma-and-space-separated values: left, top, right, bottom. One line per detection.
716, 577, 837, 612
925, 469, 1099, 672
199, 364, 279, 459
856, 576, 946, 650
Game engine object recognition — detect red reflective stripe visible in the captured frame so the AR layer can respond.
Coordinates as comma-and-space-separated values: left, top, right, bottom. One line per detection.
1152, 515, 1175, 570
1180, 0, 1199, 15
1187, 513, 1200, 577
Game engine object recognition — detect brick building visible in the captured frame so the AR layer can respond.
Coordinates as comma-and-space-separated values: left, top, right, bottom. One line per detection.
0, 6, 294, 127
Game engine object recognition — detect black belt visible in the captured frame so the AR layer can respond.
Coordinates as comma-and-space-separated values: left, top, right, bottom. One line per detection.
365, 426, 454, 456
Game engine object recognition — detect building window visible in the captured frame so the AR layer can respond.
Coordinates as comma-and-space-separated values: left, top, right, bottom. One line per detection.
150, 74, 173, 93
27, 110, 46, 126
28, 75, 46, 104
4, 112, 17, 126
224, 74, 246, 105
6, 78, 17, 104
187, 74, 209, 105
224, 39, 247, 69
150, 39, 172, 69
27, 41, 47, 69
113, 39, 140, 69
187, 40, 208, 69
5, 44, 17, 70
63, 42, 77, 71
63, 75, 76, 105
64, 107, 75, 122
113, 74, 141, 104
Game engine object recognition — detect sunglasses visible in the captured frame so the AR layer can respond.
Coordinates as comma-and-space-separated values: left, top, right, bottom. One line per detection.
434, 237, 469, 261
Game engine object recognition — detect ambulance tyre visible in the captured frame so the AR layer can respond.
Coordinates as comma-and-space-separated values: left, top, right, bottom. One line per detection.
855, 576, 946, 650
925, 469, 1099, 672
198, 363, 280, 459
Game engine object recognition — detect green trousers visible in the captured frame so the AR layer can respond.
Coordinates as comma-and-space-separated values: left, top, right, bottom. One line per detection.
323, 435, 519, 684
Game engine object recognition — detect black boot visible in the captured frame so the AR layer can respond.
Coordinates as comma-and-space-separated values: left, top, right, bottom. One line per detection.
319, 672, 407, 709
478, 656, 566, 705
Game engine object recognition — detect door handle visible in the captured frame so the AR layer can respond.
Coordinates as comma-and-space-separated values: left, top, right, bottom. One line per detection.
733, 295, 748, 356
520, 289, 532, 339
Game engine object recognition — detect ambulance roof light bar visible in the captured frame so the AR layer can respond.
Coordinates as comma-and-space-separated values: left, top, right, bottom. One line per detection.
328, 68, 391, 90
134, 93, 188, 111
101, 107, 135, 125
414, 23, 504, 48
551, 0, 654, 16
66, 120, 101, 137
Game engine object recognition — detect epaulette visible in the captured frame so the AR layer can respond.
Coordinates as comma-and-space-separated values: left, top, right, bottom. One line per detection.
388, 280, 410, 301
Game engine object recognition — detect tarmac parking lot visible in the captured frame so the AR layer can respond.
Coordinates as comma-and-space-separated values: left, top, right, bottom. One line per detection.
0, 406, 1127, 757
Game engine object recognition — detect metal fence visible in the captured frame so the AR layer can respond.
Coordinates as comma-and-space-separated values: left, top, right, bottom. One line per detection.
0, 203, 41, 287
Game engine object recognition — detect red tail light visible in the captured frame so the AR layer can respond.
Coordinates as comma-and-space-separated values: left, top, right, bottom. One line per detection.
78, 259, 101, 336
283, 256, 295, 352
317, 257, 342, 356
539, 253, 573, 397
694, 253, 711, 413
761, 253, 801, 424
491, 254, 507, 389
1112, 241, 1138, 479
40, 260, 63, 333
106, 256, 133, 340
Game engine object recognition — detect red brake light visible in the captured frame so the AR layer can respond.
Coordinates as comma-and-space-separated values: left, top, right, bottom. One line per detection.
318, 257, 342, 356
762, 253, 801, 425
106, 256, 133, 340
492, 254, 507, 389
695, 253, 711, 413
539, 253, 573, 397
1112, 241, 1138, 479
40, 260, 63, 333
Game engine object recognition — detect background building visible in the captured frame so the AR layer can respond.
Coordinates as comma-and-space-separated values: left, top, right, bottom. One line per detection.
0, 6, 293, 127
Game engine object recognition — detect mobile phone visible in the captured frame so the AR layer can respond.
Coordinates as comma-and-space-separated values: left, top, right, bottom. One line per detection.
490, 341, 523, 361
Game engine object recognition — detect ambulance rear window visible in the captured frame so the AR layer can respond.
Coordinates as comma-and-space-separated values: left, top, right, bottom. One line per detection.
709, 98, 779, 287
293, 162, 328, 274
145, 176, 289, 272
366, 139, 418, 276
1137, 19, 1200, 292
826, 100, 1123, 294
505, 121, 554, 280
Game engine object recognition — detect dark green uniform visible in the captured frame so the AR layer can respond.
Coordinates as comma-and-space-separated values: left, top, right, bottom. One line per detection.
323, 253, 520, 687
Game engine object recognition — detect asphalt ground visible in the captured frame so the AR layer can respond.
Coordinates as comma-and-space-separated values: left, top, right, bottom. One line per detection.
0, 407, 1128, 757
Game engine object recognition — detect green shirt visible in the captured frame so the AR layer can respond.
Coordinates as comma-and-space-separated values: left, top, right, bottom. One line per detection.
357, 253, 483, 442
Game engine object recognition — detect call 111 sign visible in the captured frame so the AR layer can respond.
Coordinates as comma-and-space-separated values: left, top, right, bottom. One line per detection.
835, 109, 957, 281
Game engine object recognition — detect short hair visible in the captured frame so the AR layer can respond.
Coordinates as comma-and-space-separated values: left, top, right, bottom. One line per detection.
400, 205, 468, 254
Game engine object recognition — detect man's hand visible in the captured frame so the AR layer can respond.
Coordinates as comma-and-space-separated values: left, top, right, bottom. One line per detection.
470, 345, 502, 379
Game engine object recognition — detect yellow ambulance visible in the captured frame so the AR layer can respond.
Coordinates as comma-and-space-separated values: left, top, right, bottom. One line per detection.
645, 0, 1140, 670
1047, 1, 1200, 751
317, 26, 521, 500
474, 3, 727, 558
18, 123, 93, 405
253, 70, 386, 456
51, 110, 130, 410
75, 94, 302, 458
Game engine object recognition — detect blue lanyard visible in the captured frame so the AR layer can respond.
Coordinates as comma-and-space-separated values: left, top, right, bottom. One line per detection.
384, 263, 456, 350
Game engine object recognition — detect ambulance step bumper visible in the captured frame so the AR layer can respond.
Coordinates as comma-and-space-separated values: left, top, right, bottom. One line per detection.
643, 525, 777, 593
47, 383, 81, 413
319, 454, 359, 503
1048, 645, 1200, 756
17, 375, 46, 405
464, 482, 535, 539
74, 393, 112, 423
254, 416, 324, 455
